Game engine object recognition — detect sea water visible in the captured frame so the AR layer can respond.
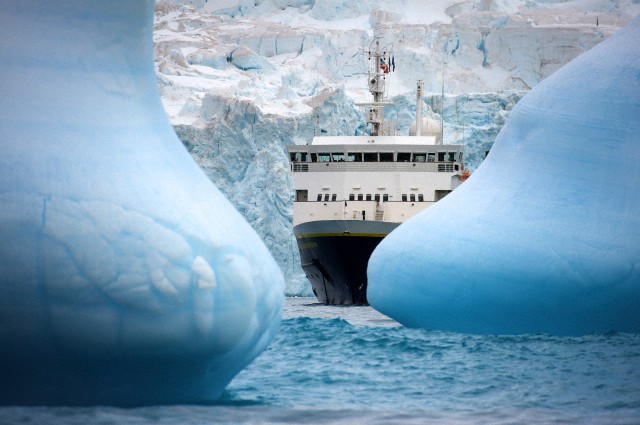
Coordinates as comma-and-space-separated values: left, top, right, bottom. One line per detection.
1, 297, 639, 424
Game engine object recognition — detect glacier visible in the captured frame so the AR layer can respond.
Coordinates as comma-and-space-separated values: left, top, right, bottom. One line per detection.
154, 0, 637, 295
0, 0, 283, 405
367, 16, 640, 336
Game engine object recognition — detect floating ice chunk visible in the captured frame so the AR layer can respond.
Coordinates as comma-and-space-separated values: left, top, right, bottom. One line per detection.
0, 0, 284, 405
368, 16, 640, 336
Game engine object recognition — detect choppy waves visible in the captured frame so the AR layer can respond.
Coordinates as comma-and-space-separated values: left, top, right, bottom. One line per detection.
225, 304, 640, 414
2, 298, 639, 425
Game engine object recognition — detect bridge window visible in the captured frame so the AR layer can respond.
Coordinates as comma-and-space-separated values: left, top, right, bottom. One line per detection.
379, 152, 393, 162
374, 194, 380, 202
383, 194, 389, 202
413, 153, 426, 162
347, 152, 362, 162
332, 152, 345, 162
438, 152, 446, 162
397, 152, 411, 162
366, 194, 372, 201
448, 152, 456, 162
427, 152, 435, 162
410, 194, 416, 202
318, 153, 331, 162
418, 194, 424, 202
323, 194, 330, 201
401, 194, 407, 202
357, 194, 364, 201
317, 194, 322, 201
290, 152, 308, 162
349, 194, 355, 201
363, 152, 378, 162
310, 153, 318, 162
331, 194, 337, 201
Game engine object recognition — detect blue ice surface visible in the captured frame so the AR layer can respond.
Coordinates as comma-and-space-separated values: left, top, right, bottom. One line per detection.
1, 299, 639, 424
368, 16, 640, 336
0, 1, 283, 405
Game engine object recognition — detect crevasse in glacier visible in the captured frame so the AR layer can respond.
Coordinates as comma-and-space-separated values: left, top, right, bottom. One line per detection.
0, 0, 284, 405
367, 16, 640, 336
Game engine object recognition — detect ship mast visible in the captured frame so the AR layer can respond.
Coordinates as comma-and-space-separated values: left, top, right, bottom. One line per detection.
355, 39, 394, 136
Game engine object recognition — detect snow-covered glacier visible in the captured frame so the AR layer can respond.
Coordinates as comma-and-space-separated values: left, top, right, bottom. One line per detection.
0, 0, 283, 405
368, 16, 640, 336
154, 0, 637, 295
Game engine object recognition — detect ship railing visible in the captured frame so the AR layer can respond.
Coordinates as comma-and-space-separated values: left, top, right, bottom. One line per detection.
292, 200, 437, 226
291, 161, 461, 173
293, 200, 378, 227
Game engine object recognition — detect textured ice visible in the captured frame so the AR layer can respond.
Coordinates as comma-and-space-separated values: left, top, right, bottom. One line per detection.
368, 16, 640, 336
0, 0, 284, 405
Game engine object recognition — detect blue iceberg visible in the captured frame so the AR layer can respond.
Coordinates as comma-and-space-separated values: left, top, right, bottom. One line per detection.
0, 1, 283, 405
368, 16, 640, 336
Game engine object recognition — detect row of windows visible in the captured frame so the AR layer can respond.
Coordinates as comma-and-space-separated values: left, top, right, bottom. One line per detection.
319, 194, 339, 201
290, 151, 461, 163
347, 193, 390, 202
316, 193, 426, 202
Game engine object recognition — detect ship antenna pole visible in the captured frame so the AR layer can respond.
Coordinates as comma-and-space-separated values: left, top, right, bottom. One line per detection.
357, 38, 394, 137
440, 54, 445, 145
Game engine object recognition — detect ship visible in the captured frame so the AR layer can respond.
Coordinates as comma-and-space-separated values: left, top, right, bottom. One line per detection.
288, 40, 467, 305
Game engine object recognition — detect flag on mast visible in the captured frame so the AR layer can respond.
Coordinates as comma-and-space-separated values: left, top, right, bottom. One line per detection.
380, 57, 389, 74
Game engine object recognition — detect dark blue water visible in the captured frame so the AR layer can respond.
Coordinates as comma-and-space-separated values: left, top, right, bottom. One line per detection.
2, 298, 639, 424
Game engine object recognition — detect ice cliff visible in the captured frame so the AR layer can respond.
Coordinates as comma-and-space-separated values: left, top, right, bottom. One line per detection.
368, 16, 640, 336
154, 0, 637, 295
0, 0, 283, 405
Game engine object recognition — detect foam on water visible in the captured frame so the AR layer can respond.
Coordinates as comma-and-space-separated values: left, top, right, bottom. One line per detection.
2, 298, 638, 424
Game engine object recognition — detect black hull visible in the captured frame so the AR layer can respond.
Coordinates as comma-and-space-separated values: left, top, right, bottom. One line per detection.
294, 220, 399, 305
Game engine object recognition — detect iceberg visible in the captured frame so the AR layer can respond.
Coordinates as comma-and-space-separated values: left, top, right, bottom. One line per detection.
367, 16, 640, 336
0, 0, 283, 405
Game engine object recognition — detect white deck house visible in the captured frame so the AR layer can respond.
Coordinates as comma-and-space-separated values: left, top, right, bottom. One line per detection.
288, 135, 464, 227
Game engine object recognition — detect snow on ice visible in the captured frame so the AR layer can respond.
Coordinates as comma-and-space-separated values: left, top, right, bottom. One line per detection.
0, 0, 283, 405
368, 16, 640, 336
153, 0, 636, 295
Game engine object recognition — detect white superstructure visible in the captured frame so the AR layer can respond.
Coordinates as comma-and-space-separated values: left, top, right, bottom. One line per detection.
288, 134, 464, 227
288, 39, 466, 229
